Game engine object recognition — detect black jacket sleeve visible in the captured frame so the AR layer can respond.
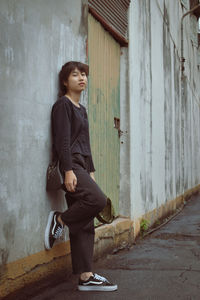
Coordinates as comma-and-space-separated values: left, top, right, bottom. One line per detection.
52, 101, 72, 172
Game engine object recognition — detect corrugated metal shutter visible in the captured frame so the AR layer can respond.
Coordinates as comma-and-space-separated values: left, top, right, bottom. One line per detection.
88, 0, 130, 46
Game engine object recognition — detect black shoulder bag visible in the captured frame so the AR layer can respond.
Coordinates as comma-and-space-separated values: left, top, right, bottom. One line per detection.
46, 136, 81, 191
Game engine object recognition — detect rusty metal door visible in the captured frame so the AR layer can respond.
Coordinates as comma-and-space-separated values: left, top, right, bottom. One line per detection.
88, 13, 121, 215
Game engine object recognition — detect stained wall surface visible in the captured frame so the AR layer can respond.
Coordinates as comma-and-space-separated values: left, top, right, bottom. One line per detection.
129, 0, 200, 220
119, 47, 131, 217
0, 0, 88, 265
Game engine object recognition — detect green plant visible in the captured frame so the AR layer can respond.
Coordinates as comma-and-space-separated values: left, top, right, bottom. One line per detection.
140, 219, 149, 233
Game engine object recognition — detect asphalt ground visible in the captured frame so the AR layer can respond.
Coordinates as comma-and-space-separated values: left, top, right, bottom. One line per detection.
5, 194, 200, 300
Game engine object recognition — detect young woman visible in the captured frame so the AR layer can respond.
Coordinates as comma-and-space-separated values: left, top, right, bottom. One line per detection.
44, 61, 117, 292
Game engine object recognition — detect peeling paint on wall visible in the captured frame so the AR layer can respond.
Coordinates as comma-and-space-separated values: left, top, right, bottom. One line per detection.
129, 0, 200, 220
0, 0, 87, 264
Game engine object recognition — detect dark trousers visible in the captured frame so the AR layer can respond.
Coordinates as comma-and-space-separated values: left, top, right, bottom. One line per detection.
60, 154, 106, 274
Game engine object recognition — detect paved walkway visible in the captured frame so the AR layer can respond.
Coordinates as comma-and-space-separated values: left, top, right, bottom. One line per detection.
6, 194, 200, 299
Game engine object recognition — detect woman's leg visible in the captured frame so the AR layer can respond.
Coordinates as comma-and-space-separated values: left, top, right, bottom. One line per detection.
44, 155, 106, 249
60, 168, 106, 235
69, 220, 94, 274
64, 193, 95, 275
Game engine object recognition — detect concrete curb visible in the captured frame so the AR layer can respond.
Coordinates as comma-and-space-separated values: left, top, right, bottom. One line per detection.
94, 218, 134, 260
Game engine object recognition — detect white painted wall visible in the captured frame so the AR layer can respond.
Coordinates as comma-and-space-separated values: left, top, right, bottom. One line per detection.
0, 0, 87, 264
120, 47, 131, 216
129, 0, 200, 220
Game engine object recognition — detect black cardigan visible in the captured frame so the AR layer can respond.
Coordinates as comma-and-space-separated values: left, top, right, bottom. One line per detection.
51, 96, 95, 173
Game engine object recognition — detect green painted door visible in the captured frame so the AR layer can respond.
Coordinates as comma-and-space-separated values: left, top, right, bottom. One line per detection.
88, 13, 120, 215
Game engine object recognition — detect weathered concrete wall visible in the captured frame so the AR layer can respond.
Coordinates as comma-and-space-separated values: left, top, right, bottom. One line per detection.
120, 47, 131, 216
129, 0, 200, 221
0, 0, 88, 266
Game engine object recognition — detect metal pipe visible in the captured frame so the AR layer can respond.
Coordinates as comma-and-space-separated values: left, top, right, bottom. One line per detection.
181, 3, 200, 77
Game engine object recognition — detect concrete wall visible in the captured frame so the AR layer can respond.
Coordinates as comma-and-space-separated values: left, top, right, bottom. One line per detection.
129, 0, 200, 221
0, 0, 88, 266
120, 47, 131, 216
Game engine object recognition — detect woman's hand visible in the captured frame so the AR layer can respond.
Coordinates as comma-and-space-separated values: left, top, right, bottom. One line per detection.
65, 170, 77, 192
90, 172, 95, 182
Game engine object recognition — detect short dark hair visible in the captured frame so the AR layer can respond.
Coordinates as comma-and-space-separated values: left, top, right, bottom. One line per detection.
58, 61, 89, 97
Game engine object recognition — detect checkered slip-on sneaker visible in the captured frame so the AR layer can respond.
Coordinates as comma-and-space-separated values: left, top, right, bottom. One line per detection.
78, 273, 118, 292
44, 211, 63, 250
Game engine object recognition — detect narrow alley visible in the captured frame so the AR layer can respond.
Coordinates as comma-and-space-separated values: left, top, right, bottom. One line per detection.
6, 194, 200, 300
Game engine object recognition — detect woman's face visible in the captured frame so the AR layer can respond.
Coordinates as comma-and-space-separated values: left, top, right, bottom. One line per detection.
64, 68, 87, 94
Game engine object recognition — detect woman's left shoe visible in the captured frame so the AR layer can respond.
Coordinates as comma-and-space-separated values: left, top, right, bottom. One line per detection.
78, 273, 118, 292
44, 211, 63, 250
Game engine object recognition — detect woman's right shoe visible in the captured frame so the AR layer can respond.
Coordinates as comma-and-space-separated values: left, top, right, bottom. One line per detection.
44, 211, 63, 250
78, 273, 118, 291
